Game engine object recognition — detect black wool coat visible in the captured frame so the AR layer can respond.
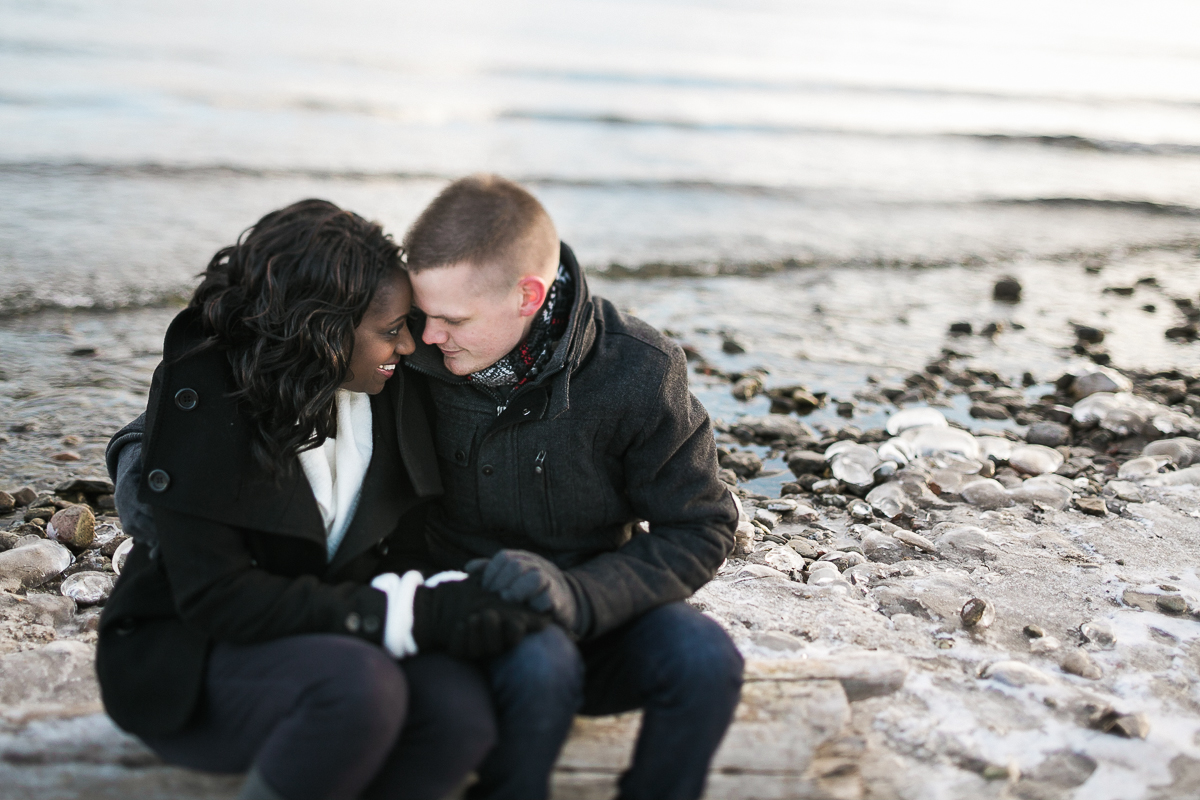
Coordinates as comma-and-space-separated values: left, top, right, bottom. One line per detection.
404, 243, 738, 641
96, 307, 442, 737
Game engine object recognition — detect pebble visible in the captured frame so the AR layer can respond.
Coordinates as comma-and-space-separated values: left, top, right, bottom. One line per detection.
719, 450, 763, 479
993, 276, 1022, 302
969, 402, 1009, 420
1103, 480, 1144, 503
1007, 477, 1073, 510
733, 415, 815, 445
10, 487, 37, 507
753, 508, 779, 529
982, 660, 1052, 687
60, 571, 115, 605
1008, 444, 1065, 476
961, 479, 1012, 509
0, 540, 74, 591
764, 498, 798, 514
50, 451, 82, 462
866, 482, 915, 518
54, 477, 116, 495
1080, 619, 1116, 648
1023, 624, 1046, 638
812, 479, 841, 494
1155, 595, 1188, 615
1025, 421, 1071, 448
1061, 648, 1103, 680
819, 494, 848, 508
960, 598, 996, 630
734, 523, 755, 556
892, 529, 936, 553
818, 551, 867, 571
1074, 496, 1108, 517
1070, 367, 1132, 399
46, 505, 96, 550
1142, 437, 1200, 468
0, 491, 13, 514
1117, 456, 1169, 481
848, 499, 873, 521
786, 450, 827, 476
1030, 636, 1062, 655
787, 537, 819, 558
861, 531, 900, 557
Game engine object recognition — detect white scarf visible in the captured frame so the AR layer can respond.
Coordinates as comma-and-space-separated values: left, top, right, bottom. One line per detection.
297, 389, 373, 561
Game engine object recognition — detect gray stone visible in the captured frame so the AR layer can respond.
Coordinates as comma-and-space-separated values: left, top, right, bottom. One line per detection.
1143, 437, 1200, 468
1061, 648, 1102, 679
719, 450, 763, 479
892, 529, 936, 553
10, 487, 37, 507
787, 537, 818, 558
1103, 480, 1144, 503
961, 478, 1013, 508
969, 402, 1009, 420
733, 416, 817, 445
54, 478, 115, 496
786, 450, 827, 476
1026, 421, 1071, 448
981, 660, 1053, 687
0, 640, 99, 711
1071, 367, 1132, 399
1009, 444, 1065, 475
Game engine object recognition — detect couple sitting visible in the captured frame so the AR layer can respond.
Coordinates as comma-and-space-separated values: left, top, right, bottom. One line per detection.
99, 175, 743, 800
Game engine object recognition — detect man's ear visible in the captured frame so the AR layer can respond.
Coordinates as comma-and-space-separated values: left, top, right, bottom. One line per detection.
516, 276, 548, 318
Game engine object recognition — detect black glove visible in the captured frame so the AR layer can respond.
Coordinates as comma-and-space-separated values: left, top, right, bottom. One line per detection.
467, 550, 591, 638
411, 574, 548, 660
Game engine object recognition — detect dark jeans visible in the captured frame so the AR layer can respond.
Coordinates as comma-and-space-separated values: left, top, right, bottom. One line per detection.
468, 601, 744, 800
142, 634, 496, 800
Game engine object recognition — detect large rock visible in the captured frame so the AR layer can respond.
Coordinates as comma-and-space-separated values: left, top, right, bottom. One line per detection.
1026, 421, 1070, 448
0, 541, 73, 592
45, 507, 95, 552
732, 416, 817, 445
0, 640, 100, 713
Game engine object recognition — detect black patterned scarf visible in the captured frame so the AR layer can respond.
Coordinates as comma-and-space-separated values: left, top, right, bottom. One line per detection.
468, 263, 572, 390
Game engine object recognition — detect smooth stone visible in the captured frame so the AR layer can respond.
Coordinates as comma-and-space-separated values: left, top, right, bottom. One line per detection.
1007, 477, 1073, 510
1074, 496, 1108, 516
1103, 480, 1144, 503
1026, 421, 1071, 448
892, 529, 936, 553
818, 551, 867, 571
1061, 648, 1103, 680
812, 478, 841, 494
1142, 437, 1200, 467
730, 374, 761, 399
787, 537, 819, 558
54, 477, 116, 495
45, 505, 96, 550
60, 571, 115, 606
1008, 444, 1065, 476
819, 493, 848, 508
877, 438, 915, 466
826, 443, 880, 491
764, 498, 798, 514
750, 630, 807, 652
1070, 367, 1132, 399
902, 427, 981, 460
1156, 595, 1188, 614
786, 450, 827, 476
11, 487, 38, 507
1118, 455, 1170, 481
720, 450, 763, 479
935, 527, 995, 559
789, 503, 820, 522
732, 415, 817, 445
752, 545, 808, 578
969, 402, 1009, 420
0, 491, 13, 514
982, 660, 1053, 687
885, 408, 948, 436
0, 540, 74, 591
753, 508, 779, 529
1030, 636, 1062, 654
861, 531, 900, 557
734, 564, 792, 582
961, 479, 1013, 508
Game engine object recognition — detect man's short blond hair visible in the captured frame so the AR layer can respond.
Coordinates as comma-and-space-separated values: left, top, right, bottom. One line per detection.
402, 174, 558, 285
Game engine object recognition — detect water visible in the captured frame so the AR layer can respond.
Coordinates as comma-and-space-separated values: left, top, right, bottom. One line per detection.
2, 0, 1200, 486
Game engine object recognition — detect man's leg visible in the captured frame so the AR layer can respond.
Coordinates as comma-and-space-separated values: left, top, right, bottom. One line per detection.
468, 626, 585, 800
581, 601, 744, 800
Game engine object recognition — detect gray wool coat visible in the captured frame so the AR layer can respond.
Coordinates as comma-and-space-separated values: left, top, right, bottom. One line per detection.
405, 243, 737, 640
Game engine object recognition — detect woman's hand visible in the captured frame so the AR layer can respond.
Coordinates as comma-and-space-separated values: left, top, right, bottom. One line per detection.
412, 574, 549, 659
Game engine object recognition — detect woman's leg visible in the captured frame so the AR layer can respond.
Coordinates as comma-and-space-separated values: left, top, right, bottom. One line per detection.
143, 634, 408, 800
362, 652, 497, 800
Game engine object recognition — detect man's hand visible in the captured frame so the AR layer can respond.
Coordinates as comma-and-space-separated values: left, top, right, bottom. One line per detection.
411, 573, 548, 659
467, 550, 588, 637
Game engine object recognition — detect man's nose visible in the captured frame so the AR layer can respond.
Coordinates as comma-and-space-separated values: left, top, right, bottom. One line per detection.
422, 320, 447, 345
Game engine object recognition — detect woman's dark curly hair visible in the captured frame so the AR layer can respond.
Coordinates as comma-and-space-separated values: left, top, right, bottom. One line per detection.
189, 198, 402, 475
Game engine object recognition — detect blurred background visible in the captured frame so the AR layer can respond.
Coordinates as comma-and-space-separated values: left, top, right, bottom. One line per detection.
2, 0, 1200, 484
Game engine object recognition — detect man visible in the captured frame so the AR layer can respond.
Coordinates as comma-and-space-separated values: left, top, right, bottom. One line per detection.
401, 174, 742, 800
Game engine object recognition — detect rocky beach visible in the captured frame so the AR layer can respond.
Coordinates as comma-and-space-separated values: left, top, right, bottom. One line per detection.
4, 267, 1200, 798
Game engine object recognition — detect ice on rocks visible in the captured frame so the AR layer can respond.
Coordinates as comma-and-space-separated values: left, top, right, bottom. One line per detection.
60, 571, 115, 606
1069, 366, 1133, 399
975, 436, 1014, 462
751, 545, 807, 578
877, 438, 915, 466
825, 442, 880, 493
0, 540, 73, 592
981, 660, 1054, 687
112, 536, 134, 574
1008, 444, 1065, 476
866, 482, 915, 518
885, 407, 948, 436
1073, 392, 1199, 438
901, 426, 981, 460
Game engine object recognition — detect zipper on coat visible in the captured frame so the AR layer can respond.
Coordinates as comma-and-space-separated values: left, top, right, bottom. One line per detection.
535, 449, 556, 534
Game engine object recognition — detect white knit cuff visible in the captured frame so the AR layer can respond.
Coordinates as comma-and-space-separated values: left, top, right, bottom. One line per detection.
371, 571, 425, 659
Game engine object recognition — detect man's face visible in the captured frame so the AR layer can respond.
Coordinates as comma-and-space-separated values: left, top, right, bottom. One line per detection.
410, 262, 530, 376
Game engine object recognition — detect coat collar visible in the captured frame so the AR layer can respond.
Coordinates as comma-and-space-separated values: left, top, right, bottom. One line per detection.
403, 241, 597, 422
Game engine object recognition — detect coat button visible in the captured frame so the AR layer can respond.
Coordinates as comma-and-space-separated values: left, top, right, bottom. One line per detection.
363, 615, 381, 635
174, 388, 199, 410
455, 450, 466, 463
147, 469, 170, 492
376, 541, 390, 556
344, 612, 361, 633
481, 465, 495, 476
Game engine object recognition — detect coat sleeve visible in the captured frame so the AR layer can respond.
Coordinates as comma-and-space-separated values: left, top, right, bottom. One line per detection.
565, 346, 737, 639
153, 505, 390, 646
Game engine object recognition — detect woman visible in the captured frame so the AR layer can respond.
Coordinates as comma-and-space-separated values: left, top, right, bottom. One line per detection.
97, 199, 543, 800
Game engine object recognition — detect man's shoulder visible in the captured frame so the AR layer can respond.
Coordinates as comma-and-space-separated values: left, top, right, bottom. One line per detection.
589, 296, 681, 365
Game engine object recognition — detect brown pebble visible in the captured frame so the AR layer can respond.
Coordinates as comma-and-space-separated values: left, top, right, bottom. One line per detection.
46, 505, 96, 551
11, 487, 37, 507
1156, 595, 1188, 615
1074, 496, 1108, 516
0, 491, 13, 513
51, 451, 82, 462
1023, 624, 1046, 639
1061, 648, 1103, 680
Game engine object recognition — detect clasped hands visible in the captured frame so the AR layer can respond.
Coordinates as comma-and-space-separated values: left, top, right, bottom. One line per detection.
411, 550, 581, 660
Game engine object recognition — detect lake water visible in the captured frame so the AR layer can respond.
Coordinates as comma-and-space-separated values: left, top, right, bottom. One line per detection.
2, 0, 1200, 485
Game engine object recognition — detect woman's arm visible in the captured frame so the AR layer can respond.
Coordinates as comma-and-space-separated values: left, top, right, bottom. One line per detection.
153, 505, 389, 645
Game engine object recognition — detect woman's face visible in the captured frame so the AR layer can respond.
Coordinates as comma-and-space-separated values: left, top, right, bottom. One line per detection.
341, 271, 416, 394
